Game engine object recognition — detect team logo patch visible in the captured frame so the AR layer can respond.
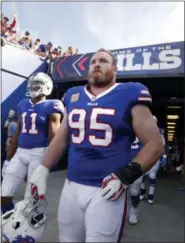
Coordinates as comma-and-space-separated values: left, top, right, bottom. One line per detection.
70, 93, 80, 103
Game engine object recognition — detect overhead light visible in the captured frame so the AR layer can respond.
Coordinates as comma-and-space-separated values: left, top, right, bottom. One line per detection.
167, 115, 179, 119
170, 97, 177, 99
167, 126, 175, 129
168, 131, 175, 133
167, 106, 181, 109
167, 122, 176, 125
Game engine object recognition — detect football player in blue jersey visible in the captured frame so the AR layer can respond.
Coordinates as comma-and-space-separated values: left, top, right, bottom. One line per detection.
140, 116, 167, 204
1, 72, 64, 214
29, 49, 164, 242
128, 117, 167, 225
128, 137, 143, 225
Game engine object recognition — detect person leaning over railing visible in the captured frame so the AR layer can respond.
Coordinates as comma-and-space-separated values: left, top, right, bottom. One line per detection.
35, 41, 53, 57
1, 13, 17, 37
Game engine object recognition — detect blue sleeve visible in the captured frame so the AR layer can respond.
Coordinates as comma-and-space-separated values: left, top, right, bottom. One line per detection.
129, 82, 152, 109
63, 88, 74, 113
9, 122, 17, 136
63, 87, 81, 113
49, 100, 64, 115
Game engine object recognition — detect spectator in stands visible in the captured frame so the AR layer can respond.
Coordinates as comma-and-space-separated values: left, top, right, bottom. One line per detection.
1, 13, 80, 57
35, 41, 53, 57
67, 46, 73, 55
32, 38, 40, 51
5, 27, 17, 44
1, 14, 16, 37
21, 31, 33, 50
63, 51, 68, 57
1, 16, 10, 35
17, 36, 29, 49
50, 47, 59, 59
57, 46, 62, 57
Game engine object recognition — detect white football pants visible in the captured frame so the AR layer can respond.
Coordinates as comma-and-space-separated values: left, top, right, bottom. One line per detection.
130, 160, 160, 198
58, 179, 128, 242
129, 176, 143, 197
145, 160, 160, 178
1, 147, 46, 199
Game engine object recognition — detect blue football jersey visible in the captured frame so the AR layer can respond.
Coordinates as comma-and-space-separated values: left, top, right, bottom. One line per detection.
129, 127, 165, 161
17, 99, 64, 149
129, 137, 143, 160
64, 82, 152, 187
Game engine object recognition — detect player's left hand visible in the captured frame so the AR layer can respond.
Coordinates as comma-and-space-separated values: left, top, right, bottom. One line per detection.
29, 165, 49, 199
101, 173, 128, 200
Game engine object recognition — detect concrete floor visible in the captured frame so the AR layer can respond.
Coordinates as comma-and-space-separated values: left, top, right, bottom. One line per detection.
14, 171, 184, 242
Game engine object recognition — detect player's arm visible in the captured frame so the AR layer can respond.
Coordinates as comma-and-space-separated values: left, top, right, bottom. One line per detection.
159, 131, 167, 166
44, 109, 69, 169
102, 83, 164, 200
48, 113, 62, 142
6, 120, 21, 161
102, 105, 164, 200
131, 104, 164, 173
29, 109, 69, 196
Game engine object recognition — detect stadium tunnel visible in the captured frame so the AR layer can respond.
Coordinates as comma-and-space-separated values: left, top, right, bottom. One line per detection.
48, 41, 184, 172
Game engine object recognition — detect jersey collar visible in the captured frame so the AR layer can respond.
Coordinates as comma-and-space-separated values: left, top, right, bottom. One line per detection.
84, 83, 120, 101
29, 99, 46, 105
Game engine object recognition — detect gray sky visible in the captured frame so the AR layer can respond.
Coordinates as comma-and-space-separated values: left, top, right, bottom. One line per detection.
2, 2, 184, 53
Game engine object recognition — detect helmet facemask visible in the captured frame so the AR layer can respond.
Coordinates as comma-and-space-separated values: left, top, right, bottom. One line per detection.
2, 194, 48, 243
26, 80, 45, 99
22, 196, 48, 229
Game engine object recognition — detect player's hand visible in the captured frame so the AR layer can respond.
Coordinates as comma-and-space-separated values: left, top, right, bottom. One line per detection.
29, 165, 49, 199
101, 173, 128, 200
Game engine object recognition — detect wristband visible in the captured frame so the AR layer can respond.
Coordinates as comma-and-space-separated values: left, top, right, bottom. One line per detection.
114, 162, 142, 185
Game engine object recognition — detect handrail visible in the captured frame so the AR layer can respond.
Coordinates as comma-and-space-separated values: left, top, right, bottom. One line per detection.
1, 68, 29, 79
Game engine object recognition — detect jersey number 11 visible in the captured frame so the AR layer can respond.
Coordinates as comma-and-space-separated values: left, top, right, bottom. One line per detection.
21, 112, 38, 134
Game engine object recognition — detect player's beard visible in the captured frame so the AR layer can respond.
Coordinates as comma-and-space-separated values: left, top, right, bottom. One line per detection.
88, 70, 115, 88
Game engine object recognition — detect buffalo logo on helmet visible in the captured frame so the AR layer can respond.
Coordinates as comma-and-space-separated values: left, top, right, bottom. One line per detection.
2, 233, 36, 243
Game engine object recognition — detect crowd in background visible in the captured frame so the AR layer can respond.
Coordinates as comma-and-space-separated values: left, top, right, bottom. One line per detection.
1, 12, 79, 60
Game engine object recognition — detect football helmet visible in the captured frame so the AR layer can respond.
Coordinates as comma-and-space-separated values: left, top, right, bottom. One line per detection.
25, 72, 53, 98
1, 195, 47, 243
